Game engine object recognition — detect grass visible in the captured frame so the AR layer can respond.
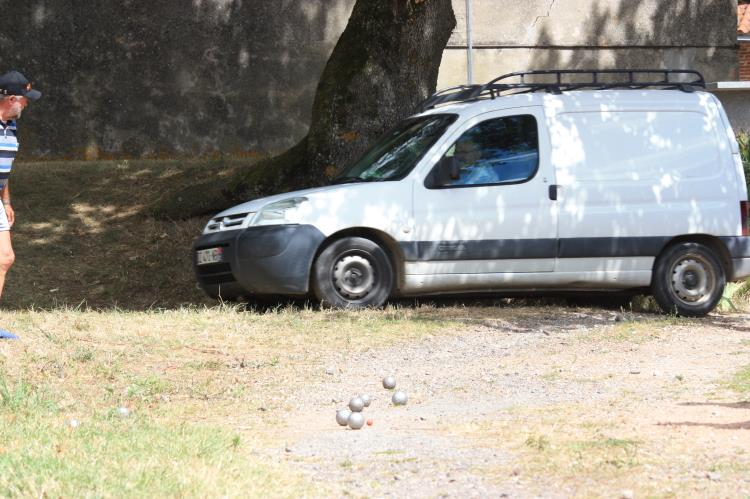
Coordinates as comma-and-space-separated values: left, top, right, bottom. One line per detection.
451, 400, 750, 498
8, 158, 240, 309
725, 365, 750, 397
0, 391, 301, 497
577, 316, 689, 345
0, 304, 462, 497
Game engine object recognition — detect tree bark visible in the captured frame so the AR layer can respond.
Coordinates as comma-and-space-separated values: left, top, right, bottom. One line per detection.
154, 0, 455, 219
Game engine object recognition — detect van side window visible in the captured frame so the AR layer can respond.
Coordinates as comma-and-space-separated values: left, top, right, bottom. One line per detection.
427, 115, 539, 188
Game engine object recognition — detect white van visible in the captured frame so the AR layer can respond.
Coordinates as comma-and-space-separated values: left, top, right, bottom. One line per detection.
194, 70, 750, 316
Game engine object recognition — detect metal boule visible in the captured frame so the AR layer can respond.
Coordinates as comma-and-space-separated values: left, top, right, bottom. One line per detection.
349, 396, 364, 412
68, 418, 80, 428
348, 412, 365, 430
116, 406, 131, 418
392, 390, 408, 406
336, 409, 351, 426
360, 394, 371, 407
382, 376, 396, 390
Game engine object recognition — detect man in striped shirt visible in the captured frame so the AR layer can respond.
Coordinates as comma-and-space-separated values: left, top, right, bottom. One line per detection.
0, 71, 40, 331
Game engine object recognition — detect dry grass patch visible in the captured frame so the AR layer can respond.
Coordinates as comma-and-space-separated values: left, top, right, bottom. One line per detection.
9, 159, 239, 309
449, 399, 750, 498
0, 304, 460, 496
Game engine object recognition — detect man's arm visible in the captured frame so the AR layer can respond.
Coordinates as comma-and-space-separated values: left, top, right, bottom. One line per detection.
2, 182, 14, 227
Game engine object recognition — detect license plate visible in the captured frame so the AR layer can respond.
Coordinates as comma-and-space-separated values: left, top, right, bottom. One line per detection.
196, 247, 224, 265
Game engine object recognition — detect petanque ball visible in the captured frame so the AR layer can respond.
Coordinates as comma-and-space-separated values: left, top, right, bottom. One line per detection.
349, 396, 364, 412
392, 390, 408, 406
360, 394, 371, 407
382, 376, 396, 390
116, 406, 131, 418
336, 409, 351, 426
348, 412, 365, 430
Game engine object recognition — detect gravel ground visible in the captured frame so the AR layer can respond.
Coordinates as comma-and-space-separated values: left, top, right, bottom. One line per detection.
256, 308, 750, 498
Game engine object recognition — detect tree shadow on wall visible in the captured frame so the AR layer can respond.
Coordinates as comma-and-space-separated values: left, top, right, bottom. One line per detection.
530, 0, 736, 80
4, 0, 354, 160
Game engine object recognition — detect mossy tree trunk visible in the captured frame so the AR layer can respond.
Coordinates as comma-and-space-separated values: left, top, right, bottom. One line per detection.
156, 0, 455, 219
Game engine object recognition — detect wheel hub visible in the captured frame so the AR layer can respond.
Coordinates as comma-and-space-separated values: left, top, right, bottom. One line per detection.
682, 270, 699, 289
333, 255, 375, 299
671, 257, 713, 304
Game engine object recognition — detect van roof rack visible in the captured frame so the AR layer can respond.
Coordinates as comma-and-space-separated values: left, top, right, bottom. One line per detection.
418, 69, 706, 112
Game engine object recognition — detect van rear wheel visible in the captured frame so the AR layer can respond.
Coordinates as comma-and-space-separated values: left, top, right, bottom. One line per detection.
652, 242, 725, 317
312, 237, 394, 309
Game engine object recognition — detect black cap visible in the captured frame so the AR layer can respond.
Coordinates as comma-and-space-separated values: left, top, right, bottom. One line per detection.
0, 71, 41, 100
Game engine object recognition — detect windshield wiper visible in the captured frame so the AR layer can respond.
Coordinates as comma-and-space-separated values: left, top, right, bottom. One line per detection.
330, 176, 379, 185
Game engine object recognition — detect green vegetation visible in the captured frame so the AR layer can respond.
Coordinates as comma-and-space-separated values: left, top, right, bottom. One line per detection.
738, 131, 750, 193
726, 364, 750, 397
0, 373, 302, 497
739, 129, 750, 196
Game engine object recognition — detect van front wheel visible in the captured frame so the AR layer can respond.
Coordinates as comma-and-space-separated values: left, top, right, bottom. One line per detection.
312, 237, 394, 309
652, 242, 725, 317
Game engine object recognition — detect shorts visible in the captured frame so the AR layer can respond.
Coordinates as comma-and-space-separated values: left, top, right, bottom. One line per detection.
0, 203, 10, 232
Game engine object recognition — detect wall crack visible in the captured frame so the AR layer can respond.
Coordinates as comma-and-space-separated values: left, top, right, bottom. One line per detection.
531, 0, 556, 28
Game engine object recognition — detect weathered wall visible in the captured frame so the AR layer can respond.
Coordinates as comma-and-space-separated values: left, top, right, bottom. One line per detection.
7, 0, 739, 160
439, 0, 738, 87
713, 90, 750, 132
10, 0, 353, 160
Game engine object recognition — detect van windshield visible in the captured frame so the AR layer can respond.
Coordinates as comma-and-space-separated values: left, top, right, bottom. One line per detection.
332, 114, 457, 184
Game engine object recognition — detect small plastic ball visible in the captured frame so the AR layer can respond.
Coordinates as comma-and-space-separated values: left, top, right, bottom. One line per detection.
392, 390, 408, 406
360, 394, 371, 407
349, 396, 364, 412
68, 418, 80, 428
116, 406, 131, 418
348, 412, 365, 430
366, 419, 373, 426
382, 376, 396, 390
336, 409, 351, 426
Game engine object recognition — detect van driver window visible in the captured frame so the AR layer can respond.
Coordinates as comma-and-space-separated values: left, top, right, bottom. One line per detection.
430, 115, 539, 188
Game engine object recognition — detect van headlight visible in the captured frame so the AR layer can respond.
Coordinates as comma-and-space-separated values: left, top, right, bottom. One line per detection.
249, 197, 308, 226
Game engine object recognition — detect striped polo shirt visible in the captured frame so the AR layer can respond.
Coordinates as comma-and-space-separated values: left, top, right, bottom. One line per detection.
0, 120, 17, 189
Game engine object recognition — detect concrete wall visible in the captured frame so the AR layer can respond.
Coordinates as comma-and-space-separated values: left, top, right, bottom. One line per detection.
11, 0, 354, 159
713, 89, 750, 132
439, 0, 738, 87
8, 0, 740, 160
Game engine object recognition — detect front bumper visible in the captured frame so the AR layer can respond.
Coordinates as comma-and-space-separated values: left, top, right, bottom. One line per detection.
193, 224, 326, 299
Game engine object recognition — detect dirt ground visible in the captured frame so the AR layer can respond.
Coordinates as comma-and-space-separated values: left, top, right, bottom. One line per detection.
258, 308, 750, 498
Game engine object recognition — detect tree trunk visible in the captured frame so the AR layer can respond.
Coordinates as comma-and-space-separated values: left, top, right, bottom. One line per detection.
154, 0, 455, 219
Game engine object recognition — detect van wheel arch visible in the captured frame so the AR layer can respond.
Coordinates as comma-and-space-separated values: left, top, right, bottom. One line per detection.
310, 228, 405, 295
656, 235, 732, 279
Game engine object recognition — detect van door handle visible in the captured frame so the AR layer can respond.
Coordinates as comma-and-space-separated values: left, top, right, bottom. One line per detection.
548, 184, 560, 201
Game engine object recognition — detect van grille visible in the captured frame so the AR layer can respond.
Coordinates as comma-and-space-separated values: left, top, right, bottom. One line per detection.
196, 262, 236, 285
204, 213, 254, 233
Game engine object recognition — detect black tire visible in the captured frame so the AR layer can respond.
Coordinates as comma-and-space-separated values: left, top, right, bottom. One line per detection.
652, 242, 726, 317
312, 237, 394, 309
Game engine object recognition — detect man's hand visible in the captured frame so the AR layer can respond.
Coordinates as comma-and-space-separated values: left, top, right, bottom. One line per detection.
5, 204, 14, 227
